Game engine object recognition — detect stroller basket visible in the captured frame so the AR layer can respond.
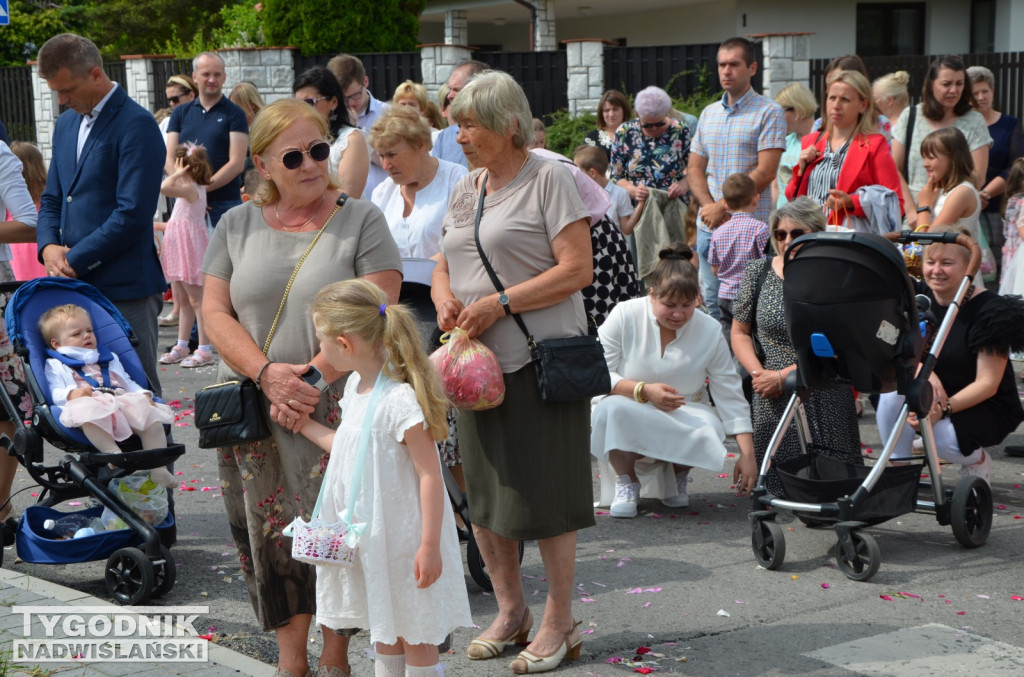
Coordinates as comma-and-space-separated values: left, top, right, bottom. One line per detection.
16, 504, 175, 565
777, 454, 922, 523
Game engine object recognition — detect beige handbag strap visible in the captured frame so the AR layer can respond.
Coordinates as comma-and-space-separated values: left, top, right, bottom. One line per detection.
262, 197, 346, 354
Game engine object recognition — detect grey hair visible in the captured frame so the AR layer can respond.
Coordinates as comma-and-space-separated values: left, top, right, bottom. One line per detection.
769, 197, 826, 254
634, 86, 673, 119
193, 51, 225, 74
37, 33, 103, 80
967, 65, 995, 90
450, 70, 533, 150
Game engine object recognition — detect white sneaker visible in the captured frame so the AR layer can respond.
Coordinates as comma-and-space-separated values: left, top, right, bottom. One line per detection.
960, 450, 991, 485
662, 471, 692, 508
610, 478, 640, 518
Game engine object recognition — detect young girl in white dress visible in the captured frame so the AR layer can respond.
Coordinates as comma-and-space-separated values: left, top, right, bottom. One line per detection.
998, 158, 1024, 295
158, 142, 214, 368
40, 304, 175, 487
295, 278, 472, 677
590, 243, 758, 518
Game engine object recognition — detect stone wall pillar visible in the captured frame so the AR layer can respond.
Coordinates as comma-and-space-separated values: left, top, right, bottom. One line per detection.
563, 39, 609, 118
419, 43, 473, 103
444, 10, 469, 46
122, 54, 173, 113
749, 32, 812, 98
30, 62, 57, 164
534, 0, 557, 52
218, 47, 296, 104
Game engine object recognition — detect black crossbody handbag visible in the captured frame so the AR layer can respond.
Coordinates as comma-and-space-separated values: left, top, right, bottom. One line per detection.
194, 195, 347, 448
472, 177, 610, 402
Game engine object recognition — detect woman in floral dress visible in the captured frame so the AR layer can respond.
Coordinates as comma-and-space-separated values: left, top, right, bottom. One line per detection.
610, 86, 690, 206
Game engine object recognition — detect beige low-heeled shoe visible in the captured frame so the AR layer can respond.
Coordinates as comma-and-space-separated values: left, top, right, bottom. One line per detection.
466, 607, 533, 660
509, 620, 582, 674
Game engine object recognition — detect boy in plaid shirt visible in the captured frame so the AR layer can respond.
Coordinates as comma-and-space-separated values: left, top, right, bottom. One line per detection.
707, 173, 769, 343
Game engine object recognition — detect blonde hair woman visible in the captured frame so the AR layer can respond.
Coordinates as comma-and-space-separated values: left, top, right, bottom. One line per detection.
774, 83, 817, 207
873, 70, 910, 134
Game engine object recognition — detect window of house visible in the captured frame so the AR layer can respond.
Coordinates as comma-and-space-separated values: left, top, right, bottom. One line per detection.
971, 0, 997, 53
856, 3, 925, 57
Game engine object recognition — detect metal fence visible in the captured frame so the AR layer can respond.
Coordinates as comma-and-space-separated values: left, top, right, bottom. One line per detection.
102, 61, 127, 88
603, 42, 763, 101
152, 58, 194, 108
0, 65, 34, 142
810, 52, 1024, 118
293, 52, 421, 102
474, 50, 568, 119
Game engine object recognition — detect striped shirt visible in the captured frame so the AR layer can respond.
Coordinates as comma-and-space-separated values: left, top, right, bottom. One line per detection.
806, 137, 852, 206
690, 88, 786, 229
706, 212, 770, 300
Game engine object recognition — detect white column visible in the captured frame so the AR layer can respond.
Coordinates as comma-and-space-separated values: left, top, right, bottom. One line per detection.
564, 39, 606, 118
218, 47, 296, 104
420, 43, 473, 103
123, 55, 158, 113
31, 62, 57, 165
754, 32, 812, 98
534, 0, 557, 51
444, 10, 469, 46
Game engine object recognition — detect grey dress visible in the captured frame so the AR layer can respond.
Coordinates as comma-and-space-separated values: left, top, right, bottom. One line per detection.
202, 198, 401, 630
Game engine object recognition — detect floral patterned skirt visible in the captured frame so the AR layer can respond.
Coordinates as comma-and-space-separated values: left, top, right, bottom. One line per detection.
0, 266, 31, 422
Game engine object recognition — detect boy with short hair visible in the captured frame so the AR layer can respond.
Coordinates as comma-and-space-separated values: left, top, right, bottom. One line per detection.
573, 145, 641, 235
707, 173, 769, 339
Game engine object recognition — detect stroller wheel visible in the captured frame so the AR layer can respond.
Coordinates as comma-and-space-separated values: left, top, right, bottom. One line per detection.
751, 520, 786, 570
105, 547, 155, 605
149, 545, 177, 599
835, 531, 880, 582
950, 476, 992, 549
466, 531, 525, 592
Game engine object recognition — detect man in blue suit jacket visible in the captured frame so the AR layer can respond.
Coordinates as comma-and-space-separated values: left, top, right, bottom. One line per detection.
36, 33, 167, 395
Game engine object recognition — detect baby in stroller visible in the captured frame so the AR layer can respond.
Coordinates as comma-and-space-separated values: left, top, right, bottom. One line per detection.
39, 303, 176, 488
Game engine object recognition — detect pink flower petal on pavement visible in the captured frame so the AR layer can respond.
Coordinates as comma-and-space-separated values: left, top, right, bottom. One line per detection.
580, 597, 595, 603
1011, 595, 1024, 601
582, 629, 594, 635
644, 587, 662, 592
880, 595, 894, 601
626, 587, 643, 594
642, 602, 652, 608
956, 611, 966, 615
821, 583, 830, 589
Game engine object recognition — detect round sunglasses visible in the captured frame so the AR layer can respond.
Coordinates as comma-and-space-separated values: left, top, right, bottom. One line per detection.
273, 142, 331, 170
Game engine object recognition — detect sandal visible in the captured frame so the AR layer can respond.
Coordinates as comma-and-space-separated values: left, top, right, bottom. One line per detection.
181, 349, 215, 368
158, 313, 179, 326
159, 345, 189, 364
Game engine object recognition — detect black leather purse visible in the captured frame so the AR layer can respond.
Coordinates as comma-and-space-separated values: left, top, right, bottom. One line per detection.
472, 177, 611, 403
194, 196, 346, 448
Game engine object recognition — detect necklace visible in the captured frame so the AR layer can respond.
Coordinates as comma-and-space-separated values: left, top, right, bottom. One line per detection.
485, 153, 531, 193
274, 191, 327, 230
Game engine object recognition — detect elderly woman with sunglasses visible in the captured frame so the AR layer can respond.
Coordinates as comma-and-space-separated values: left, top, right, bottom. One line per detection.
610, 86, 689, 204
293, 66, 370, 199
731, 197, 863, 497
203, 98, 401, 677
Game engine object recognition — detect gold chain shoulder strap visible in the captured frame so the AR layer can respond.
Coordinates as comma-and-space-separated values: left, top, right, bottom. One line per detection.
262, 198, 345, 354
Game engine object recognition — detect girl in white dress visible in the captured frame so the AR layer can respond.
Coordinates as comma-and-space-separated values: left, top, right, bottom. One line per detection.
998, 158, 1024, 295
591, 243, 758, 518
294, 279, 472, 677
40, 304, 175, 487
916, 127, 985, 285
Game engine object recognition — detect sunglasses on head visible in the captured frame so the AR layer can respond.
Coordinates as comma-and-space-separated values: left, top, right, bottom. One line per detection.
774, 228, 807, 241
640, 120, 667, 130
274, 142, 331, 170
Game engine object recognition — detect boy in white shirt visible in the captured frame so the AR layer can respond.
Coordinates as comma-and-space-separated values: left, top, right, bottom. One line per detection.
574, 145, 641, 235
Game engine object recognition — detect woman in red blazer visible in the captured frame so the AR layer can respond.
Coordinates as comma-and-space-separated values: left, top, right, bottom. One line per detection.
786, 70, 905, 225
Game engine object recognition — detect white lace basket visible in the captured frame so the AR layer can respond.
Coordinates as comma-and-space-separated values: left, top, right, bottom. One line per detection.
288, 517, 357, 567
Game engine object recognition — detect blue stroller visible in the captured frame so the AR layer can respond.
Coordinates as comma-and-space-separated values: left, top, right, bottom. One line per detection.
748, 230, 992, 581
0, 278, 184, 604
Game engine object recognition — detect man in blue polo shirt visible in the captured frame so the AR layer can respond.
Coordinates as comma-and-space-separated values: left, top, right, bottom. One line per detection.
164, 51, 248, 227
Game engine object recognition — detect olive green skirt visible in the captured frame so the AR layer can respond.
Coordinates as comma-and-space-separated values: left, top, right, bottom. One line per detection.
457, 366, 596, 541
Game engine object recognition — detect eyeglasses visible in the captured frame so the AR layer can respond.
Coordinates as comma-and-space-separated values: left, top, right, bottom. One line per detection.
272, 142, 331, 170
344, 87, 364, 104
640, 120, 667, 130
774, 228, 807, 241
302, 96, 328, 107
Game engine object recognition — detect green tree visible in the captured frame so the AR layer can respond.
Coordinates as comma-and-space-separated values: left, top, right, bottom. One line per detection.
0, 1, 84, 66
81, 0, 231, 59
263, 0, 426, 54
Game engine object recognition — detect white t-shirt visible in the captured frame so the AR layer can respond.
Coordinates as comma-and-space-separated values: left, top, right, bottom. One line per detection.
604, 182, 633, 229
0, 141, 37, 262
371, 159, 467, 259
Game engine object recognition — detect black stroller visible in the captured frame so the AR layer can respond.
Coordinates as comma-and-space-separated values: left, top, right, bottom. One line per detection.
748, 230, 992, 582
0, 278, 185, 604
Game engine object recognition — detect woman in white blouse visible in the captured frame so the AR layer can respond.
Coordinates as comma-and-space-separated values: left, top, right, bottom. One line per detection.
591, 243, 757, 518
369, 106, 467, 260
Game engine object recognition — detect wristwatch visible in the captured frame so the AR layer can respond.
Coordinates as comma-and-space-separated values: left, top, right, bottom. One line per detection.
497, 292, 511, 316
300, 366, 329, 392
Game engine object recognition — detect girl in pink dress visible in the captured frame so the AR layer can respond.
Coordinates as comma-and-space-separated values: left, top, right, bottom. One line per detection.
40, 304, 175, 487
159, 143, 214, 368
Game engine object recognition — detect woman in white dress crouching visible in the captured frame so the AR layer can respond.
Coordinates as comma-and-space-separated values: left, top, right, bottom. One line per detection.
591, 243, 757, 518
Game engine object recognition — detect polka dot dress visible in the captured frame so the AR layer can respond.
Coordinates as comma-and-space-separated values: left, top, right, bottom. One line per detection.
584, 216, 640, 326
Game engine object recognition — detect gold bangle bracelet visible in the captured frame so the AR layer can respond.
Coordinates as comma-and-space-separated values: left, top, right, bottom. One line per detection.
634, 381, 647, 403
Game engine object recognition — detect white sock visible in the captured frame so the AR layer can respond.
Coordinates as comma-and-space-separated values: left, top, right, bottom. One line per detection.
374, 653, 405, 677
175, 340, 189, 350
405, 665, 439, 677
197, 344, 211, 353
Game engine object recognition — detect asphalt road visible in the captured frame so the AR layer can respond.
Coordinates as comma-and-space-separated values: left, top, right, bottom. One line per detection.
3, 318, 1024, 676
